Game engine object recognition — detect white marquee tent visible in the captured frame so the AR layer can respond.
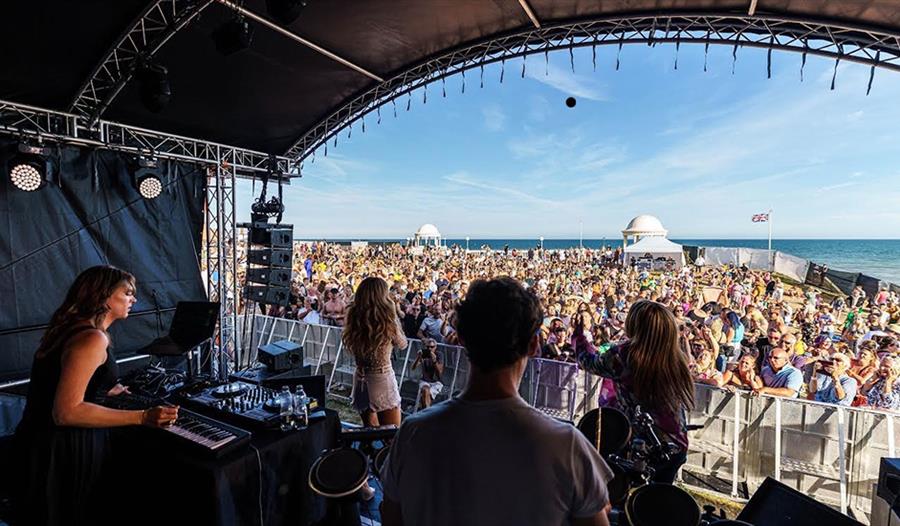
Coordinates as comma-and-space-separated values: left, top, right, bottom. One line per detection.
624, 237, 686, 270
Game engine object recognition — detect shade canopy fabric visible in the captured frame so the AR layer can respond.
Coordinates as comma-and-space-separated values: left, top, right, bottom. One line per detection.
2, 1, 900, 158
624, 237, 686, 270
624, 237, 684, 254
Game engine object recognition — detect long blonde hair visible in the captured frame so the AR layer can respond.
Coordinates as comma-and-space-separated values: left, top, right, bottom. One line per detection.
342, 277, 397, 364
625, 300, 695, 413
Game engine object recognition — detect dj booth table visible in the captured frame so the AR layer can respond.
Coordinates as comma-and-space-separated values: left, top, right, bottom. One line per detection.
109, 409, 340, 526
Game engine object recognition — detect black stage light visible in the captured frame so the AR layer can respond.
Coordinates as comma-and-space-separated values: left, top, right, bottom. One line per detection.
7, 144, 50, 192
212, 17, 254, 55
137, 63, 173, 113
132, 156, 163, 199
251, 195, 285, 218
266, 0, 307, 25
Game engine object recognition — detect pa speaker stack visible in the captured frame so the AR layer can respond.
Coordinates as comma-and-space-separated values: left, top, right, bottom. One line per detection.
243, 214, 293, 307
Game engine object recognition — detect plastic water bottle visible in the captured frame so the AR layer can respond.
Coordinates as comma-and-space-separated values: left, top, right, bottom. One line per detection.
293, 385, 309, 428
278, 386, 294, 431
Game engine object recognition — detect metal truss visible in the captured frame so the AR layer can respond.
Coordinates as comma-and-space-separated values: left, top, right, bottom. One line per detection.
204, 157, 239, 379
0, 99, 295, 177
69, 0, 214, 124
284, 12, 900, 162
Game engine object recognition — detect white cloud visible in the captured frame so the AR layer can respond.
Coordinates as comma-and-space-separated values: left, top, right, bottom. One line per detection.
482, 104, 506, 131
816, 182, 858, 193
525, 62, 608, 101
442, 172, 559, 208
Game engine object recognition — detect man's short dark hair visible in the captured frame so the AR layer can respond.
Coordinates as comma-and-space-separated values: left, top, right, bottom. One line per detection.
455, 277, 542, 372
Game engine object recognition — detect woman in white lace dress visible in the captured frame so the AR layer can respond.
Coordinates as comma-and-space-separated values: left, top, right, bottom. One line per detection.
342, 277, 407, 426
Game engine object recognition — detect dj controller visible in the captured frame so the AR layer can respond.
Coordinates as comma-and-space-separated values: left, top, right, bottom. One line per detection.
176, 381, 284, 430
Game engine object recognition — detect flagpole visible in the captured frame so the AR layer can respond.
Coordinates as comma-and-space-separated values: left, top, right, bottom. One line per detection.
768, 208, 773, 270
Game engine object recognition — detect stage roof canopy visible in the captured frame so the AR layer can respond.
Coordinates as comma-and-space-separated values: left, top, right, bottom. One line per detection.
2, 1, 900, 160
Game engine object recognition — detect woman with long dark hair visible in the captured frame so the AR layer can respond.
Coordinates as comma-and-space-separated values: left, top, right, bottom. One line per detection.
342, 276, 407, 427
13, 265, 177, 526
574, 299, 695, 484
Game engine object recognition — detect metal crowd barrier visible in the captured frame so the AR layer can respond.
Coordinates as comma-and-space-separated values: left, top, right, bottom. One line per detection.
239, 315, 897, 524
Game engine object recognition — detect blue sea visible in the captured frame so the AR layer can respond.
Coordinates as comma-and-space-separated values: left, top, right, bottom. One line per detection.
327, 238, 900, 284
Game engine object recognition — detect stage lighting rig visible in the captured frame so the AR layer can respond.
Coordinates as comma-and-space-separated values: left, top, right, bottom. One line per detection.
249, 155, 286, 221
212, 16, 254, 55
266, 0, 308, 25
251, 195, 285, 218
137, 62, 172, 113
132, 156, 163, 199
7, 143, 51, 192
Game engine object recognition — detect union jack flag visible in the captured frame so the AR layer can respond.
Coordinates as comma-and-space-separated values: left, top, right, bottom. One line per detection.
752, 213, 769, 223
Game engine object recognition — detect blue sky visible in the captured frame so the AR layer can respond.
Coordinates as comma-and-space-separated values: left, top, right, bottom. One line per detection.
235, 42, 900, 239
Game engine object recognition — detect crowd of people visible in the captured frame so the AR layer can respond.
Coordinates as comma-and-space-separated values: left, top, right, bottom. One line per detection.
252, 241, 900, 412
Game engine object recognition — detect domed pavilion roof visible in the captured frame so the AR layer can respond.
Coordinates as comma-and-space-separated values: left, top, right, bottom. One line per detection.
622, 215, 667, 236
416, 223, 441, 237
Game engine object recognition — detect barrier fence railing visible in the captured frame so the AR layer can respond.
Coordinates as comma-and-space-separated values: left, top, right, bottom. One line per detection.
240, 315, 896, 524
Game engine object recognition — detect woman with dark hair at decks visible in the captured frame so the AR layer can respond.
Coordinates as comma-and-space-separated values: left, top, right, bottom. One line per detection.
12, 266, 178, 526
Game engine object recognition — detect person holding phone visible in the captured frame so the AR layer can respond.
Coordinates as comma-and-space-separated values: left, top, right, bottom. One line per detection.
412, 338, 444, 410
808, 353, 857, 406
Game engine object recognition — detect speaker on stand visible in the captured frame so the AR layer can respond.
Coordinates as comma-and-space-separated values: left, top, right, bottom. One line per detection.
240, 213, 295, 369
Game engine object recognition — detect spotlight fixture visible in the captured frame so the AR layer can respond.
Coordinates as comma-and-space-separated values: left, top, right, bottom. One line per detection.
137, 62, 173, 113
251, 195, 285, 218
7, 143, 50, 192
212, 17, 254, 55
133, 156, 163, 199
265, 0, 308, 25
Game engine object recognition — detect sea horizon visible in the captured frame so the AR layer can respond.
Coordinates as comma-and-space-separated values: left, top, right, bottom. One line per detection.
294, 237, 900, 285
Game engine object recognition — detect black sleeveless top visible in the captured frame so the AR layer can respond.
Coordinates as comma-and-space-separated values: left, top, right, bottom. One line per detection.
13, 325, 121, 525
17, 325, 119, 435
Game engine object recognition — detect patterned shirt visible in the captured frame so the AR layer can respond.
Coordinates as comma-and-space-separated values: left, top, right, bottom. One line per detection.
574, 335, 688, 451
866, 379, 900, 411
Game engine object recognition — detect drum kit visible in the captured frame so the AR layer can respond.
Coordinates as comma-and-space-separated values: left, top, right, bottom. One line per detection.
306, 408, 754, 526
307, 425, 397, 526
576, 406, 753, 526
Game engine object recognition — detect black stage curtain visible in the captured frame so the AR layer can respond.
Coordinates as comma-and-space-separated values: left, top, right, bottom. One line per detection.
0, 139, 207, 382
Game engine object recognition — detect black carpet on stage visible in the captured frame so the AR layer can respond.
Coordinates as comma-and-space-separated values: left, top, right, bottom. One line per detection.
0, 139, 207, 382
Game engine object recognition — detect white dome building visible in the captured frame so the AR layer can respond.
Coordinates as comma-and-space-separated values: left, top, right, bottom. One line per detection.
622, 215, 668, 249
413, 223, 442, 247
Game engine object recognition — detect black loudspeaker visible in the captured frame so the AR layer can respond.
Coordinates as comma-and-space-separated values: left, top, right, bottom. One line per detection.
231, 365, 313, 385
249, 248, 292, 268
250, 225, 293, 248
878, 458, 900, 510
244, 285, 290, 306
246, 267, 292, 287
737, 477, 863, 526
258, 340, 303, 372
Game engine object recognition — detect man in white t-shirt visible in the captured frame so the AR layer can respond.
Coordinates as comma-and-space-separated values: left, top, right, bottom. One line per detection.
381, 277, 613, 526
